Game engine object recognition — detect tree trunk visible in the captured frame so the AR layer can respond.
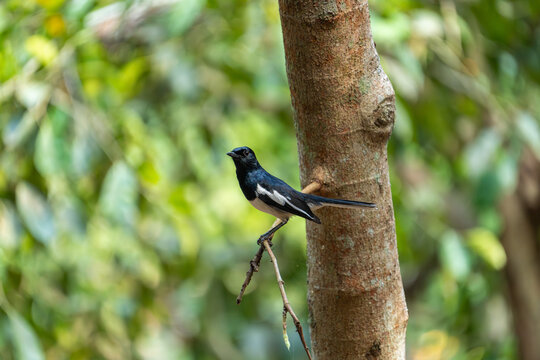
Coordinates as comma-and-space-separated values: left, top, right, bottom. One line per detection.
277, 0, 408, 359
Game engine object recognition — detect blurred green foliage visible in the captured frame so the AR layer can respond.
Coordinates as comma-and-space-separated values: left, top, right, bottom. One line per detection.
0, 0, 538, 359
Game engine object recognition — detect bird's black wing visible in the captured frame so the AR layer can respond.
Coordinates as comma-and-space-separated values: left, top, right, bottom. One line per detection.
253, 173, 321, 223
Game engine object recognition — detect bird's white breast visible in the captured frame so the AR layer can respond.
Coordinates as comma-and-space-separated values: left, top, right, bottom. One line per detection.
249, 197, 290, 220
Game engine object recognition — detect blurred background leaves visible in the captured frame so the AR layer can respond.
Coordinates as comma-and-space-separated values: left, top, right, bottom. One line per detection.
0, 0, 539, 359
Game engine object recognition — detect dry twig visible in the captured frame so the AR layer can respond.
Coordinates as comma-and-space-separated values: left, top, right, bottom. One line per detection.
236, 218, 281, 304
236, 243, 265, 304
263, 239, 312, 360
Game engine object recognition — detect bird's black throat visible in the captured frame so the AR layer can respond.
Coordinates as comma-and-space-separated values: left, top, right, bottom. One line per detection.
233, 160, 261, 201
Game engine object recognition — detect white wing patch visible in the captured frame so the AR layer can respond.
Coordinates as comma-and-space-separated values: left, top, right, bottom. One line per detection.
256, 184, 313, 219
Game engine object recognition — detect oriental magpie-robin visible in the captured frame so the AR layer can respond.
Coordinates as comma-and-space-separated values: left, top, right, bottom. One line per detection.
227, 146, 375, 242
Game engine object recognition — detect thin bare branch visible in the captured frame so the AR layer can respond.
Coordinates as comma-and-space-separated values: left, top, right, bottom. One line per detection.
263, 239, 312, 360
236, 243, 265, 304
237, 219, 281, 304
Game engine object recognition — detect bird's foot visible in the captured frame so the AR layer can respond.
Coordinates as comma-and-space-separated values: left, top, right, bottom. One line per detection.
257, 234, 272, 246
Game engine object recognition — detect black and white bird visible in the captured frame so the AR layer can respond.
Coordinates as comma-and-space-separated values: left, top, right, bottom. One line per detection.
227, 146, 376, 242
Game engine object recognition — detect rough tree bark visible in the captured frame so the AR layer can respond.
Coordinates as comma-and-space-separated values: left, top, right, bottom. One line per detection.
277, 0, 408, 358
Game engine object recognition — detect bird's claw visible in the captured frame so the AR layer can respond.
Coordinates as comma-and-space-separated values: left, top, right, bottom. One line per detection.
257, 234, 272, 246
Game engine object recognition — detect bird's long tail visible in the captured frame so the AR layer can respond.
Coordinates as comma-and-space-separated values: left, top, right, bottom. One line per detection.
303, 193, 376, 209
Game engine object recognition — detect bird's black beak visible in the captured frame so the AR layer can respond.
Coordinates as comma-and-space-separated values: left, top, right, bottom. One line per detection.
227, 152, 239, 158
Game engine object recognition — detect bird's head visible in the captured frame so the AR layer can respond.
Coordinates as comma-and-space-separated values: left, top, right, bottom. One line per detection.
227, 146, 260, 170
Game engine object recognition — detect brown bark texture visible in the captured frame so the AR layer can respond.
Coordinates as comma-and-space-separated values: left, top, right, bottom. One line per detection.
501, 150, 540, 360
277, 0, 408, 359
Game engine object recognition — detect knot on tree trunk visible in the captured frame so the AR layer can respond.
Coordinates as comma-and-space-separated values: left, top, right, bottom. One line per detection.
372, 93, 395, 132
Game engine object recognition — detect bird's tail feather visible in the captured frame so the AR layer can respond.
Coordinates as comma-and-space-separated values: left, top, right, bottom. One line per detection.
304, 193, 376, 209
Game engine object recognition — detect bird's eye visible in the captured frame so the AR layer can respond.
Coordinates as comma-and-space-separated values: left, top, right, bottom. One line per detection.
243, 149, 250, 156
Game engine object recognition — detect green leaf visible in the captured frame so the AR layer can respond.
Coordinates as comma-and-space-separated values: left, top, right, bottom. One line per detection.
0, 5, 9, 33
168, 0, 205, 35
3, 112, 37, 149
467, 228, 507, 270
56, 197, 86, 236
517, 112, 540, 158
99, 162, 138, 228
439, 231, 470, 281
0, 200, 23, 249
394, 99, 413, 140
464, 129, 501, 179
495, 151, 518, 193
411, 10, 444, 39
15, 183, 56, 245
15, 82, 49, 109
282, 312, 290, 350
35, 121, 63, 176
7, 309, 45, 360
371, 13, 411, 46
72, 130, 99, 176
36, 0, 65, 10
24, 35, 58, 65
114, 58, 148, 97
35, 109, 71, 177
